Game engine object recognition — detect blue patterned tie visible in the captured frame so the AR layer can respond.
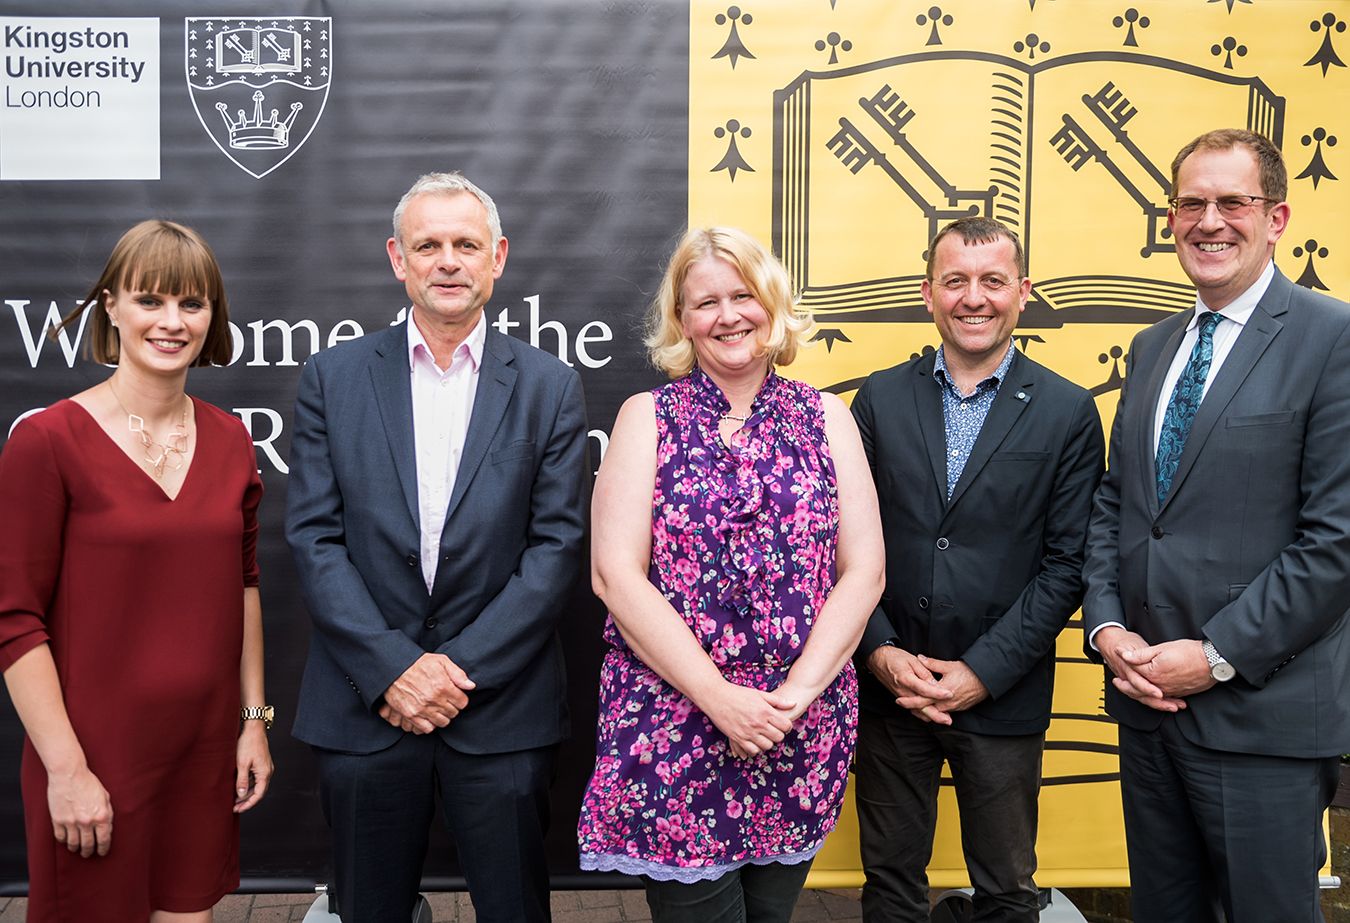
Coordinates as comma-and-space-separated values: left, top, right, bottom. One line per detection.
1155, 310, 1222, 504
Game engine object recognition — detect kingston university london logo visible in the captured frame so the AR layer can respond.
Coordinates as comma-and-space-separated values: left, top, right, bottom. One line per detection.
185, 16, 331, 179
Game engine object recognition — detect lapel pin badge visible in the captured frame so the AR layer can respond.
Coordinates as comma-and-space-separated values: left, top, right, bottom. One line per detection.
1015, 390, 1030, 403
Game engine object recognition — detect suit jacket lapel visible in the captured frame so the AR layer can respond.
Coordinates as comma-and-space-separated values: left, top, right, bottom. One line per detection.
945, 353, 1032, 517
369, 324, 419, 526
911, 354, 950, 509
1160, 272, 1289, 513
443, 329, 517, 524
1137, 315, 1190, 517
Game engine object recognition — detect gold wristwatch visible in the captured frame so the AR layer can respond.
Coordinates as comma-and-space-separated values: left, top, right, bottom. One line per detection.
240, 705, 275, 730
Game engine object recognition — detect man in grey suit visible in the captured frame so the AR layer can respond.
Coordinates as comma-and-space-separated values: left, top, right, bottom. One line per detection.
1083, 129, 1350, 922
851, 217, 1104, 922
286, 172, 588, 922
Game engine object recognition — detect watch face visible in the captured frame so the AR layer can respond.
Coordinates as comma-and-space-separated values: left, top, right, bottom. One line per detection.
1212, 661, 1236, 682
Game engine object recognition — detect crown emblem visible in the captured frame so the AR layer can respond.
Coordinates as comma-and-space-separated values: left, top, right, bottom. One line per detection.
214, 91, 302, 149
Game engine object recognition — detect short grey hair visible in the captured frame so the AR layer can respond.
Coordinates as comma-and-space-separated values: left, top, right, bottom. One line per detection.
391, 172, 503, 251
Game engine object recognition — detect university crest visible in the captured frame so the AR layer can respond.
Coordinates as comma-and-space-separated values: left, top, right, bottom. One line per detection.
185, 16, 332, 179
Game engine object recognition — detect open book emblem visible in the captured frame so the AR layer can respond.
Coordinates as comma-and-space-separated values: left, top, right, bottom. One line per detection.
774, 51, 1283, 335
185, 17, 332, 179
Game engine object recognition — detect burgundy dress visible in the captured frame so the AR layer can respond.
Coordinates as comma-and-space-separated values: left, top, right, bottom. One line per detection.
0, 398, 261, 922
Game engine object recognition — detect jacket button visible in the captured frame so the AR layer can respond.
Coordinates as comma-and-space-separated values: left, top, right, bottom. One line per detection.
936, 537, 950, 550
424, 617, 438, 629
406, 554, 418, 567
918, 597, 929, 609
1151, 526, 1164, 540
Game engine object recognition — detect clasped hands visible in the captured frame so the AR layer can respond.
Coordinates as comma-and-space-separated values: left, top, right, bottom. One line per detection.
378, 652, 476, 734
702, 679, 811, 761
867, 645, 987, 725
1094, 626, 1214, 711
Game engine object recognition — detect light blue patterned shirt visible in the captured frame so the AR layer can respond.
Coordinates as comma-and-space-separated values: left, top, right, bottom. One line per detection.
933, 343, 1017, 500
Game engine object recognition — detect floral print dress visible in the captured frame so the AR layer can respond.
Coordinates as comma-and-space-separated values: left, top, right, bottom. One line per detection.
578, 367, 858, 882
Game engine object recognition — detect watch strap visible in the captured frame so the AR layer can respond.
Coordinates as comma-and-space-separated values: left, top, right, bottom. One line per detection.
240, 705, 275, 730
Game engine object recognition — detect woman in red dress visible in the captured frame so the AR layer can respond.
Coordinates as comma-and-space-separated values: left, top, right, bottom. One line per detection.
0, 220, 273, 922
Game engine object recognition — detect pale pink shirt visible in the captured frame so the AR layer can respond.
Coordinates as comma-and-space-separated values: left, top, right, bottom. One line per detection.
407, 311, 484, 593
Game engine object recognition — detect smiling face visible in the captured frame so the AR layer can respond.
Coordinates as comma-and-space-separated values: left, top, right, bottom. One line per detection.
923, 233, 1030, 374
105, 286, 213, 377
678, 256, 771, 382
387, 190, 508, 335
1168, 145, 1289, 310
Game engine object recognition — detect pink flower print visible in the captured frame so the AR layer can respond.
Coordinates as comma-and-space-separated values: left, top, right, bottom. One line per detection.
694, 610, 719, 638
788, 779, 813, 811
579, 375, 854, 874
673, 557, 699, 589
665, 504, 690, 530
719, 624, 747, 658
629, 734, 655, 764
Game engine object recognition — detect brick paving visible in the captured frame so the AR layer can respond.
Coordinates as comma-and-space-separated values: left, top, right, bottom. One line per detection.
0, 888, 864, 922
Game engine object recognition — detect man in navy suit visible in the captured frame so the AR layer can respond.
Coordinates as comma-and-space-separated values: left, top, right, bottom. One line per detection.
287, 172, 588, 922
1083, 129, 1350, 922
851, 217, 1104, 922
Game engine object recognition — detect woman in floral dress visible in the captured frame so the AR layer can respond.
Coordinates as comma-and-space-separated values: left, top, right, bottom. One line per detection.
579, 227, 884, 922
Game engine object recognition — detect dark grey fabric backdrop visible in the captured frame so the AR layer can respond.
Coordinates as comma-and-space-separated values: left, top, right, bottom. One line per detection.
0, 0, 686, 890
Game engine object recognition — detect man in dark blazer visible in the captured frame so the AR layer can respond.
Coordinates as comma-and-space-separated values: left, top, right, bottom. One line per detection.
851, 216, 1104, 922
286, 172, 588, 922
1082, 129, 1350, 922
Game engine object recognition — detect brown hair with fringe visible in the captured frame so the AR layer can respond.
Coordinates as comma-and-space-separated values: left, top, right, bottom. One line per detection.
56, 219, 233, 367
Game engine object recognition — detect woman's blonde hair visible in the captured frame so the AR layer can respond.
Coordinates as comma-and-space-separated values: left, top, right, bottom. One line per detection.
57, 220, 233, 367
644, 227, 814, 379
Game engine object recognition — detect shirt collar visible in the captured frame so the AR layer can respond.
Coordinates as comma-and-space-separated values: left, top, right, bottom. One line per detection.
933, 341, 1016, 394
1190, 259, 1274, 331
406, 309, 486, 373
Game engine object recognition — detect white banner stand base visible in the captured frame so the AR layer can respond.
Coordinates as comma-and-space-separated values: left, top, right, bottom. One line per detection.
302, 890, 432, 922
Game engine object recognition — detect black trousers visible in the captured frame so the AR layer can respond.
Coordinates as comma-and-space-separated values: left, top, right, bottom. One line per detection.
643, 860, 813, 923
315, 733, 556, 923
855, 709, 1044, 923
1118, 720, 1338, 923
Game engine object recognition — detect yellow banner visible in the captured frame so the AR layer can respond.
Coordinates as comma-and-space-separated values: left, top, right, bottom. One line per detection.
690, 0, 1349, 888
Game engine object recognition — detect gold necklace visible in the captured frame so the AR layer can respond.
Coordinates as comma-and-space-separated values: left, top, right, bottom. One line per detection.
107, 378, 190, 479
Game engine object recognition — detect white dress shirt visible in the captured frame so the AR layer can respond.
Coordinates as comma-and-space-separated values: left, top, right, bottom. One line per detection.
1090, 260, 1275, 650
408, 311, 484, 593
1150, 260, 1274, 452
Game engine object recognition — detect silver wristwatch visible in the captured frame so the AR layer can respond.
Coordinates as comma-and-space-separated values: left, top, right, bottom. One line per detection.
1202, 639, 1235, 682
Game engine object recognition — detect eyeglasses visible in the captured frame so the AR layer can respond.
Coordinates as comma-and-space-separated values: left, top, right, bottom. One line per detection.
1167, 195, 1278, 217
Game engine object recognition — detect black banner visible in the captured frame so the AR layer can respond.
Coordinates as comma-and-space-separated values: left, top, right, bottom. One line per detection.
0, 0, 687, 890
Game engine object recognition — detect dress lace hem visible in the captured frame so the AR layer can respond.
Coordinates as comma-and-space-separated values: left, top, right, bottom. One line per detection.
578, 844, 822, 883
